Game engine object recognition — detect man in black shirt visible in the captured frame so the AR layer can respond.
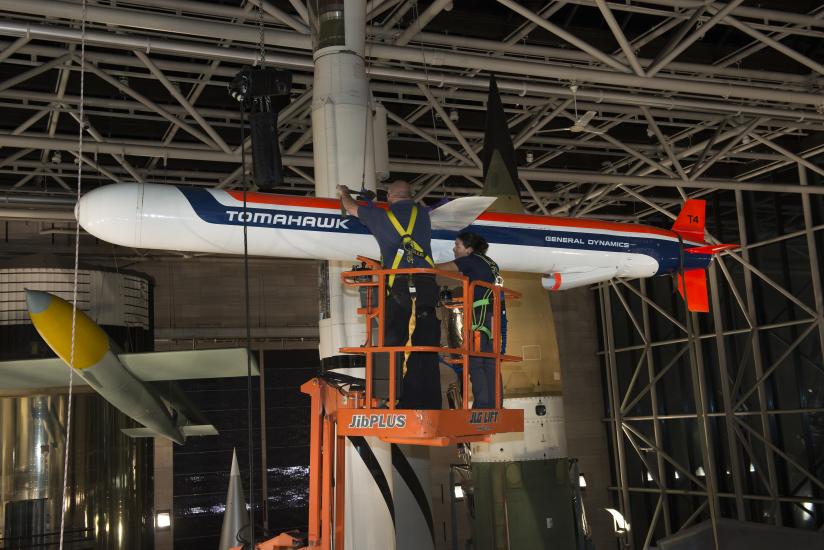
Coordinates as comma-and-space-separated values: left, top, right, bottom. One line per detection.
437, 231, 505, 408
337, 180, 442, 410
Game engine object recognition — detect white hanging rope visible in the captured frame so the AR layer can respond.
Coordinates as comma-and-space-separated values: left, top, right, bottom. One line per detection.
59, 1, 86, 547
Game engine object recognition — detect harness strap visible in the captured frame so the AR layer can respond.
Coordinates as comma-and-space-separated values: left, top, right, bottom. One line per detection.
471, 287, 494, 337
470, 254, 503, 337
386, 206, 434, 289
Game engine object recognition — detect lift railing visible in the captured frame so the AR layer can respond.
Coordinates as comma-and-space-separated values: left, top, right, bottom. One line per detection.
340, 256, 521, 409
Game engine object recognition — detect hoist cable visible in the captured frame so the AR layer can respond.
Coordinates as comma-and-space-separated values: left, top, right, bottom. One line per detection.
59, 1, 86, 548
240, 92, 257, 548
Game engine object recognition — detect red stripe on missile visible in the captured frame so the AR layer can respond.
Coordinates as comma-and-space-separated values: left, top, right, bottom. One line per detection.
226, 191, 341, 209
479, 211, 674, 238
227, 191, 675, 238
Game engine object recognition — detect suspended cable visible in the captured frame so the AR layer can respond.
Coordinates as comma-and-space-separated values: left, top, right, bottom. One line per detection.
241, 4, 266, 543
411, 1, 445, 195
59, 1, 86, 548
361, 16, 374, 196
240, 97, 257, 548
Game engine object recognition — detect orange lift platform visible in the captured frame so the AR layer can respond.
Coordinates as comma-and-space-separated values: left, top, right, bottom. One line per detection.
234, 259, 525, 550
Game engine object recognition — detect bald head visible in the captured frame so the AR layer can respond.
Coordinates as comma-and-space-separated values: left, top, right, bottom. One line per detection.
386, 179, 412, 204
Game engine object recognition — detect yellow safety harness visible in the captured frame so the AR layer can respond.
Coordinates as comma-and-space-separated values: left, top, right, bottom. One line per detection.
385, 206, 434, 289
384, 205, 434, 376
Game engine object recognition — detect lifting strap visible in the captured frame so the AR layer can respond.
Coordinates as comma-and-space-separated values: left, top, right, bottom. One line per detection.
385, 206, 434, 289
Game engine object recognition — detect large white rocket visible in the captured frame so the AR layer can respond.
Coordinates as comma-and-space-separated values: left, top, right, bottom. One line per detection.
308, 3, 425, 550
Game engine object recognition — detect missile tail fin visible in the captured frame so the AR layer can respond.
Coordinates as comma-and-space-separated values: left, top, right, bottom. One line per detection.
672, 199, 706, 243
675, 269, 709, 313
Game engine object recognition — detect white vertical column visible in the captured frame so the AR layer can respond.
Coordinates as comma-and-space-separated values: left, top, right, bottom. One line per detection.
153, 438, 174, 550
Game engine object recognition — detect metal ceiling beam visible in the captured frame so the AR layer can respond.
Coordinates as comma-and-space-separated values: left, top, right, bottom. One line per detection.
748, 134, 824, 179
417, 83, 482, 167
594, 0, 645, 76
647, 5, 704, 73
2, 2, 822, 109
72, 55, 220, 150
8, 62, 816, 131
513, 99, 572, 148
246, 0, 309, 34
407, 30, 823, 86
563, 0, 824, 29
645, 0, 746, 77
65, 110, 145, 184
1, 21, 822, 122
134, 50, 232, 154
0, 35, 29, 64
394, 0, 453, 45
5, 133, 822, 195
496, 0, 633, 73
287, 0, 309, 24
640, 106, 689, 183
381, 0, 416, 30
737, 142, 824, 181
688, 119, 762, 180
0, 53, 71, 94
0, 89, 805, 163
708, 7, 824, 76
384, 108, 475, 166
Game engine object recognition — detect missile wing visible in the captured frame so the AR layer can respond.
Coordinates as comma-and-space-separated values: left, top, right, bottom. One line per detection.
429, 196, 497, 231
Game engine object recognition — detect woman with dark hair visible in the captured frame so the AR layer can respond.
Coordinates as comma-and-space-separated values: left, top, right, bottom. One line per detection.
436, 231, 505, 408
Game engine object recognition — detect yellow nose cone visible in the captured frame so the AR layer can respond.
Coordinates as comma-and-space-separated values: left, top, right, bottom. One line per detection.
27, 290, 110, 370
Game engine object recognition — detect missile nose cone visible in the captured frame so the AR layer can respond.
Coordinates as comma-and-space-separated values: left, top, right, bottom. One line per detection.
76, 183, 141, 246
25, 289, 52, 314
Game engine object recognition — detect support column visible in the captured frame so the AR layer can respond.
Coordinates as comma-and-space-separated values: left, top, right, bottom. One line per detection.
639, 278, 672, 536
601, 283, 634, 549
798, 165, 824, 381
153, 438, 174, 550
685, 313, 721, 548
735, 189, 782, 523
708, 264, 746, 519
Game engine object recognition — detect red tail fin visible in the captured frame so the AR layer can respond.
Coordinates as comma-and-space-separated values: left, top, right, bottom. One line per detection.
676, 269, 709, 313
672, 199, 706, 243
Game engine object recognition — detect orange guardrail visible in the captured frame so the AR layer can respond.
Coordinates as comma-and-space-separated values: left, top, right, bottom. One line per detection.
340, 256, 521, 410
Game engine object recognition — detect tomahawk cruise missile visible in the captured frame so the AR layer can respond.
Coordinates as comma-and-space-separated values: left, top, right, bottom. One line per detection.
76, 183, 736, 312
26, 290, 187, 443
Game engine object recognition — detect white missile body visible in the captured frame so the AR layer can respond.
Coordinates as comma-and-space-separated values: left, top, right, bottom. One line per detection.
76, 182, 715, 292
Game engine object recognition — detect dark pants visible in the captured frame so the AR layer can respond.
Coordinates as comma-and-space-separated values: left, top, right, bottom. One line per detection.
470, 331, 502, 409
384, 274, 441, 410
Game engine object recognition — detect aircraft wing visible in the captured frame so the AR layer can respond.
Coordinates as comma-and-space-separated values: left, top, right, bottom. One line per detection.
430, 196, 496, 231
0, 348, 257, 393
0, 357, 89, 392
118, 347, 259, 381
123, 424, 219, 438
